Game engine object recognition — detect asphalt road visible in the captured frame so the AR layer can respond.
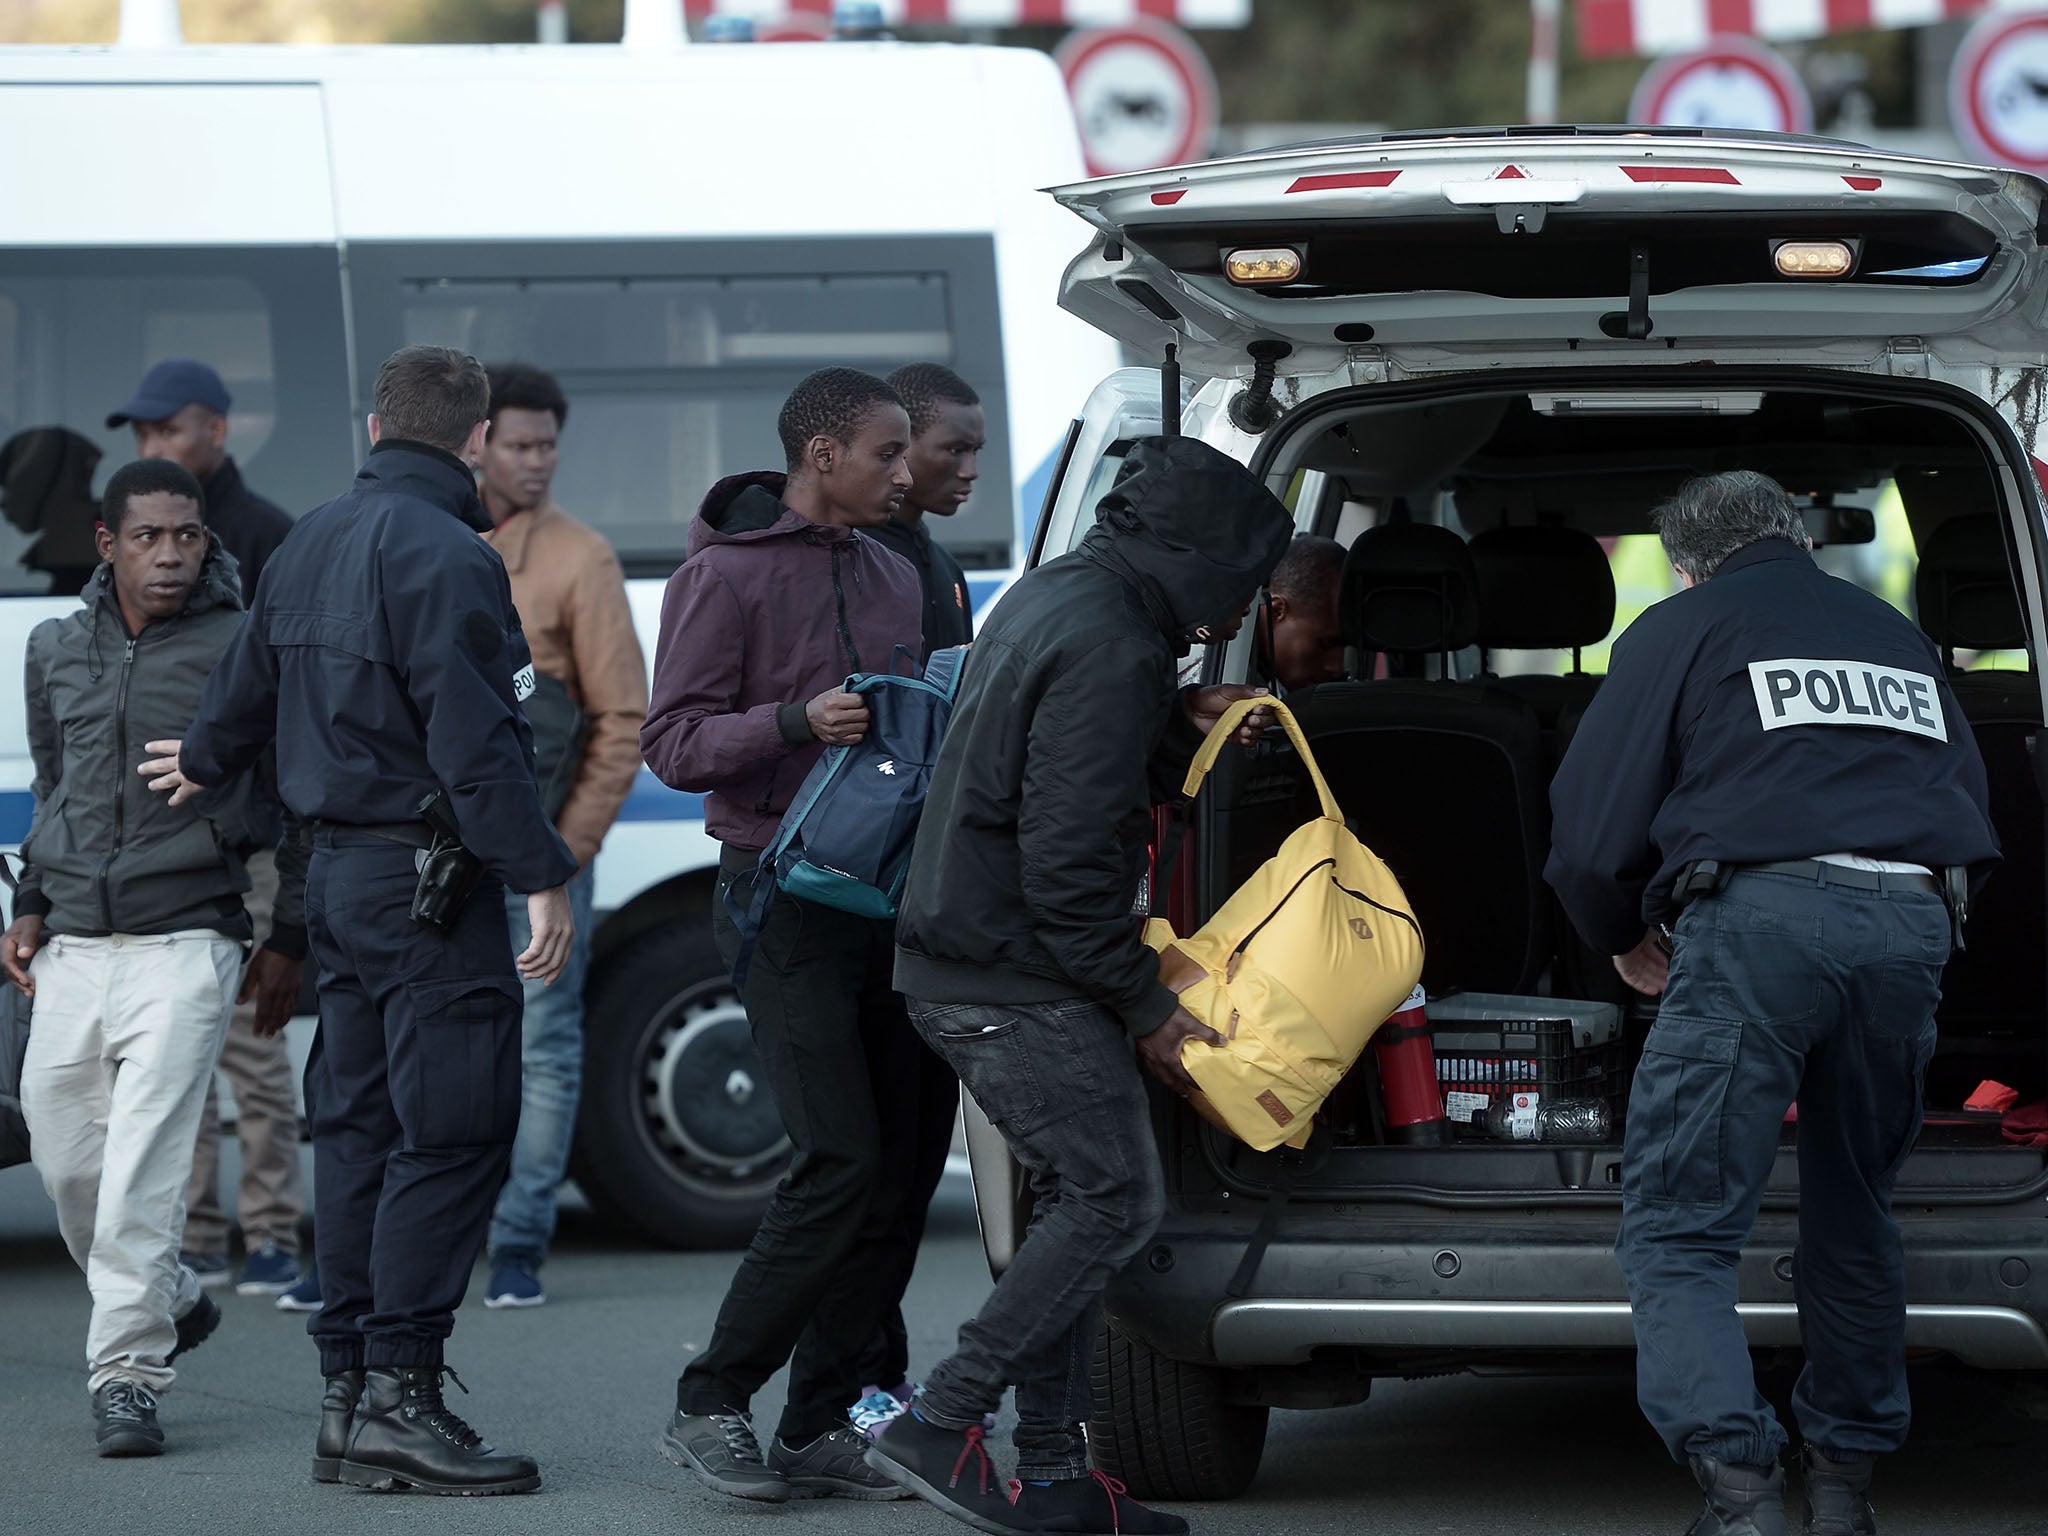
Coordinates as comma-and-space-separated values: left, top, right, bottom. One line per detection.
4, 1162, 2045, 1536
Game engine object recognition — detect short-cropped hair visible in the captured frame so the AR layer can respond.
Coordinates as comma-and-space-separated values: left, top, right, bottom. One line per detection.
777, 368, 904, 469
103, 458, 204, 531
1654, 470, 1811, 583
373, 345, 490, 453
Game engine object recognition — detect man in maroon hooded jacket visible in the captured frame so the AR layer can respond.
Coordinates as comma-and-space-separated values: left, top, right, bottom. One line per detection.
641, 368, 926, 1505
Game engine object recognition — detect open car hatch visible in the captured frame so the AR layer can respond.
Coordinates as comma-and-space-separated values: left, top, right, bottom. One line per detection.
1048, 129, 2048, 381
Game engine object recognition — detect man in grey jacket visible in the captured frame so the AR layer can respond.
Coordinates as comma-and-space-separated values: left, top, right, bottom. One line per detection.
0, 459, 308, 1459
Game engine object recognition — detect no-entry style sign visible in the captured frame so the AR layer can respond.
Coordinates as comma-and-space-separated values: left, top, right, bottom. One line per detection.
1629, 36, 1813, 136
1952, 10, 2048, 173
1057, 21, 1219, 179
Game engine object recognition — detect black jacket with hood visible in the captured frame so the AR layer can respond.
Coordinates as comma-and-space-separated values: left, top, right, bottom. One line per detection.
894, 438, 1294, 1036
17, 541, 308, 950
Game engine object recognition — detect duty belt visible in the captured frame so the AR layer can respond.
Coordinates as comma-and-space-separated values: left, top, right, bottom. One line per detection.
1674, 857, 1966, 949
310, 818, 435, 851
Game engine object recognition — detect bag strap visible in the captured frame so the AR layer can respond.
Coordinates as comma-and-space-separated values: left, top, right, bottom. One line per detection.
1180, 697, 1342, 824
1223, 1122, 1331, 1299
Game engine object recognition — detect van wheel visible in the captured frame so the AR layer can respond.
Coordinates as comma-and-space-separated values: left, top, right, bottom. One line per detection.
1089, 1323, 1268, 1500
571, 923, 789, 1250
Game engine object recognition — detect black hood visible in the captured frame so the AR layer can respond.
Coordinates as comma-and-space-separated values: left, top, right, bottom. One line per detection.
1078, 437, 1294, 644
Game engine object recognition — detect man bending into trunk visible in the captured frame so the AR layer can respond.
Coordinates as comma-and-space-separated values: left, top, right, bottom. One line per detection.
876, 437, 1294, 1535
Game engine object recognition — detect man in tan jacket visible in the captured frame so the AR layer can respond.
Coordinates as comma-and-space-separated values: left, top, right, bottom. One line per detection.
476, 363, 647, 1307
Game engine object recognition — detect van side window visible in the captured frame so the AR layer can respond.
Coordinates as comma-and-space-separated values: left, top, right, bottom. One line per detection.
0, 248, 354, 598
348, 238, 1015, 578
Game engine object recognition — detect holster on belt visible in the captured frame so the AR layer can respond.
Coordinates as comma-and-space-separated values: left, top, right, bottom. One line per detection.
409, 790, 485, 934
1675, 859, 1731, 907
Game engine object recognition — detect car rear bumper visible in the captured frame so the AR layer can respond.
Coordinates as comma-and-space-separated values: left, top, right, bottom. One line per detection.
1105, 1208, 2048, 1372
1209, 1298, 2048, 1370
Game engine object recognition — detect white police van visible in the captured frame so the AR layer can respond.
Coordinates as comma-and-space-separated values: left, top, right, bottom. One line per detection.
0, 32, 1116, 1247
967, 128, 2048, 1496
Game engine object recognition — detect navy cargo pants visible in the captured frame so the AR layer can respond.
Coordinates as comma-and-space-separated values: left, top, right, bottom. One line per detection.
1617, 866, 1950, 1470
303, 830, 522, 1376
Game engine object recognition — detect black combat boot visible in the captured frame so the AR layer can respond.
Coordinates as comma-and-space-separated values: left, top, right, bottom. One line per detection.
339, 1366, 541, 1495
1800, 1446, 1876, 1535
1687, 1454, 1789, 1536
311, 1369, 365, 1483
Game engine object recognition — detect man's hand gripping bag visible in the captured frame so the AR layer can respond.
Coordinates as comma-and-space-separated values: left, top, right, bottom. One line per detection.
1147, 698, 1424, 1151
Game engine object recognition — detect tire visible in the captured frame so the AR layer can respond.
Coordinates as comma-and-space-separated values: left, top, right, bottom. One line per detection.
571, 922, 790, 1250
1088, 1322, 1269, 1501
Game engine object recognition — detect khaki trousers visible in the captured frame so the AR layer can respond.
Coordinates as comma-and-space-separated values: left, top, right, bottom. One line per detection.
182, 849, 305, 1257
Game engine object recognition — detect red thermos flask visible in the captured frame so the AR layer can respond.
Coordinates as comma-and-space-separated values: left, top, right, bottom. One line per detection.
1374, 984, 1448, 1144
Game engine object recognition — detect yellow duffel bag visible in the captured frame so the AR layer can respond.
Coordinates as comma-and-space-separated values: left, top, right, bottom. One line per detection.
1146, 696, 1424, 1152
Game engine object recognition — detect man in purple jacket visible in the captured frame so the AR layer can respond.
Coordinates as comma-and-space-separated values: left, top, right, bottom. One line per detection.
641, 368, 924, 1506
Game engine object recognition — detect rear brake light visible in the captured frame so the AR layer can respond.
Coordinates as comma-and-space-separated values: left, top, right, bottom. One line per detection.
1225, 247, 1303, 286
1773, 240, 1856, 278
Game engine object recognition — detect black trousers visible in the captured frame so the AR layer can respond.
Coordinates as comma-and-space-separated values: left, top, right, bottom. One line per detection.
303, 832, 521, 1376
683, 855, 924, 1444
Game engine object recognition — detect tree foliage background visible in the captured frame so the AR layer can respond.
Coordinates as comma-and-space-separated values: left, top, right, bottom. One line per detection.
1, 0, 1919, 130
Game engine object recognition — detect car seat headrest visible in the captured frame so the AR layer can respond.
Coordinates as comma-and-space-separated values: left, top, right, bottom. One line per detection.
1915, 517, 2025, 654
1469, 526, 1616, 652
1340, 523, 1480, 655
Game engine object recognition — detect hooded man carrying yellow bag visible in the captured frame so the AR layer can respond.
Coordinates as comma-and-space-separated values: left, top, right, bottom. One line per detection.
877, 438, 1293, 1536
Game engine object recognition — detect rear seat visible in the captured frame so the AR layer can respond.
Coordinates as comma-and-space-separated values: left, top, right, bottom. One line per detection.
1288, 524, 1552, 996
1915, 516, 2045, 1034
1470, 525, 1616, 755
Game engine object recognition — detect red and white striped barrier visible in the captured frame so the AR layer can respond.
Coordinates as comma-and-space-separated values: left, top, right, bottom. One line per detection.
682, 0, 1251, 26
1577, 0, 2009, 59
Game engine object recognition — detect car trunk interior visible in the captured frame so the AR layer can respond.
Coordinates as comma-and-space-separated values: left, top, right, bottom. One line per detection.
1183, 371, 2048, 1206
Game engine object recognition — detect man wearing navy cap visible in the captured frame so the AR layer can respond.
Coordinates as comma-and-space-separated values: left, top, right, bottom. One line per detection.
108, 360, 293, 601
108, 359, 306, 1303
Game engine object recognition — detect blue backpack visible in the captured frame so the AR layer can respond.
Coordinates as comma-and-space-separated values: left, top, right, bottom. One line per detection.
727, 644, 969, 985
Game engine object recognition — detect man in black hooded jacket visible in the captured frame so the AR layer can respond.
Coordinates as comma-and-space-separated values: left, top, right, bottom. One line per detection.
871, 438, 1294, 1536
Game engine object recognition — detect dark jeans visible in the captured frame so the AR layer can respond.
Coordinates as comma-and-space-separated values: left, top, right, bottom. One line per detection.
683, 856, 920, 1445
1617, 867, 1949, 1470
303, 833, 522, 1375
854, 1020, 959, 1394
909, 996, 1165, 1483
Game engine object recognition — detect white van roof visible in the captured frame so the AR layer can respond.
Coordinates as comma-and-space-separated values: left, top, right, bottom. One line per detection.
0, 43, 1084, 246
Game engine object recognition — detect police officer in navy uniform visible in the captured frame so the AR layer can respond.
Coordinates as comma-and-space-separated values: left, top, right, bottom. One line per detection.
144, 345, 577, 1496
1548, 472, 1998, 1536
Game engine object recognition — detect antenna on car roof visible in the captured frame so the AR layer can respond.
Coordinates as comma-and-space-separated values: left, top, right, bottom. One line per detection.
117, 0, 181, 46
1161, 343, 1180, 440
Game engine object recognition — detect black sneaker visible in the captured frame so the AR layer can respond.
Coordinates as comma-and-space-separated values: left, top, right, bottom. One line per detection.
866, 1410, 1038, 1534
1009, 1472, 1189, 1534
93, 1380, 164, 1458
769, 1427, 914, 1500
1800, 1446, 1876, 1536
1688, 1455, 1790, 1536
659, 1409, 789, 1503
165, 1292, 220, 1365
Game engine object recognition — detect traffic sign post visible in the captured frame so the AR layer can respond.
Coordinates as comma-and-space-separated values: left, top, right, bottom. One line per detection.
1952, 10, 2048, 173
1629, 36, 1813, 136
1057, 21, 1219, 179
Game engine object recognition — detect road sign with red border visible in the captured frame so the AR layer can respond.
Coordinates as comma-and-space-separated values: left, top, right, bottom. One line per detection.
1056, 21, 1219, 179
1951, 10, 2048, 173
1628, 36, 1813, 136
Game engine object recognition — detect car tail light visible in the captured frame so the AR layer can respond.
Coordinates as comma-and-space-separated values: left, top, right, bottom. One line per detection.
1773, 240, 1856, 278
1224, 247, 1303, 285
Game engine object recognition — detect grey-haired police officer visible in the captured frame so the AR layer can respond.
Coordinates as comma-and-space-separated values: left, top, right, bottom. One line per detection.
1547, 471, 1998, 1536
144, 345, 578, 1495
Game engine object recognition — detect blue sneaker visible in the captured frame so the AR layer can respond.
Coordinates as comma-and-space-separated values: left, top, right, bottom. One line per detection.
235, 1244, 300, 1296
484, 1250, 545, 1309
180, 1250, 231, 1289
275, 1264, 322, 1314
